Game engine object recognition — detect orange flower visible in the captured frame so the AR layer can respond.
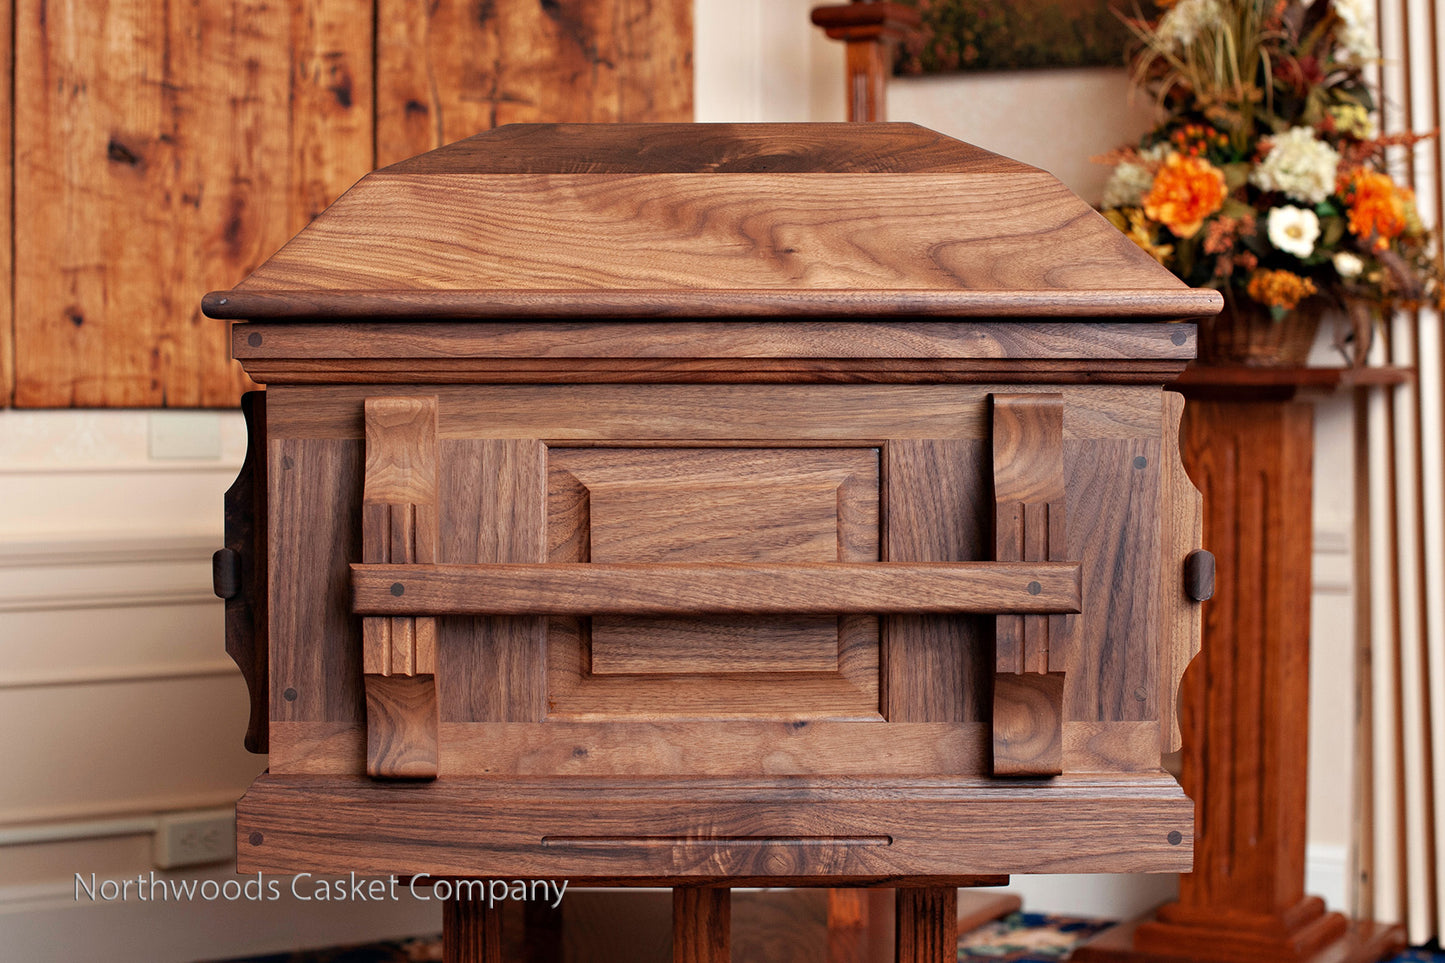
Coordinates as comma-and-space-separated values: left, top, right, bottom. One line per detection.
1143, 153, 1227, 238
1246, 269, 1318, 310
1342, 169, 1409, 251
1107, 208, 1175, 265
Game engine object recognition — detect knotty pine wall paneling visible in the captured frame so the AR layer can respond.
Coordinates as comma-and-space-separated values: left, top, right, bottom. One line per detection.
12, 0, 372, 407
9, 0, 692, 408
1, 0, 12, 406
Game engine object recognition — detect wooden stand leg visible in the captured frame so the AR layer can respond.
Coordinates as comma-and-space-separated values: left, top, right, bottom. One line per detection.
520, 900, 563, 963
826, 889, 872, 963
673, 887, 730, 963
443, 892, 503, 963
895, 887, 957, 963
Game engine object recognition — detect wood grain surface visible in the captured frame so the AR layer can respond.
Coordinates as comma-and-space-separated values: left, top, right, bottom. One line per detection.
253, 368, 1203, 889
0, 0, 10, 403
9, 5, 694, 407
543, 610, 881, 721
268, 437, 364, 725
210, 289, 1222, 323
587, 482, 841, 564
541, 440, 886, 739
222, 391, 269, 753
352, 561, 1083, 616
268, 719, 1162, 776
375, 3, 691, 168
436, 439, 548, 725
201, 123, 1222, 325
884, 439, 991, 725
228, 320, 1198, 388
260, 379, 1198, 786
364, 674, 439, 780
443, 893, 503, 963
992, 672, 1066, 777
826, 889, 895, 963
436, 722, 982, 777
269, 720, 985, 778
990, 393, 1072, 777
1157, 391, 1204, 753
895, 887, 958, 963
672, 888, 729, 963
233, 357, 1199, 388
992, 393, 1070, 675
263, 383, 1166, 441
235, 772, 1195, 879
13, 0, 369, 405
362, 397, 439, 677
221, 171, 1206, 299
589, 616, 842, 675
361, 396, 440, 778
230, 320, 1196, 359
1064, 435, 1163, 726
379, 122, 1006, 175
552, 445, 877, 681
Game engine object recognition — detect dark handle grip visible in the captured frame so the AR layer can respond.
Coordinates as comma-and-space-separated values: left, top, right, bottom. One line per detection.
223, 391, 269, 754
213, 548, 240, 600
1185, 549, 1215, 602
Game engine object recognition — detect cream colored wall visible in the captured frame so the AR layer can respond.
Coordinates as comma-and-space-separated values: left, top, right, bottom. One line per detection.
0, 412, 441, 960
0, 3, 1359, 958
889, 69, 1154, 204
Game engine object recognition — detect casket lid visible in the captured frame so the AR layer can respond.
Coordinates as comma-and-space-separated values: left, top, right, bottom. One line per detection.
202, 123, 1222, 322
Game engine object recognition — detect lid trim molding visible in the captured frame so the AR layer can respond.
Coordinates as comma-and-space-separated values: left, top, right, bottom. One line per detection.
203, 288, 1224, 322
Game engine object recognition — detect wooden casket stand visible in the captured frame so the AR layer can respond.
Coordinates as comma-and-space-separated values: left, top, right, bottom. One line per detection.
207, 122, 1220, 962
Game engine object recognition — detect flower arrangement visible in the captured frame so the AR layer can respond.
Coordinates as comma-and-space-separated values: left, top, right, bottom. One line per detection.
1097, 0, 1444, 362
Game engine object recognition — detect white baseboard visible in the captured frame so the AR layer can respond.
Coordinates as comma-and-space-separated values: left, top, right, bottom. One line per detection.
979, 844, 1349, 922
1307, 843, 1350, 912
0, 871, 439, 963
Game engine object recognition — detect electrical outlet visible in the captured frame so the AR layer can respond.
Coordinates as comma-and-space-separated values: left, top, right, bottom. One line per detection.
153, 808, 237, 869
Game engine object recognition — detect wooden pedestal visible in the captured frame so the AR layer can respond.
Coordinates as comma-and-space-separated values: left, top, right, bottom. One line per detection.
1075, 384, 1405, 963
810, 2, 920, 122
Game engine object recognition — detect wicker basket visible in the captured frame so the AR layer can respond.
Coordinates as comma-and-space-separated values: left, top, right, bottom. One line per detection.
1197, 298, 1324, 366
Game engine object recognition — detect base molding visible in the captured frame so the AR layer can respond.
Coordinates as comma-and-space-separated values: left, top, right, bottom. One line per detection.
1072, 908, 1406, 963
237, 772, 1193, 880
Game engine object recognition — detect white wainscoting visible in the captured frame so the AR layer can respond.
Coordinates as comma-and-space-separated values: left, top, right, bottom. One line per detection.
0, 409, 446, 961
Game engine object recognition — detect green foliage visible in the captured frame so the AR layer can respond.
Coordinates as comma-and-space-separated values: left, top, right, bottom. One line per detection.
893, 0, 1157, 74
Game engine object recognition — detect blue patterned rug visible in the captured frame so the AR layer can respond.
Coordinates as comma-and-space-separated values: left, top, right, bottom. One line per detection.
957, 911, 1445, 962
958, 911, 1110, 959
209, 912, 1445, 962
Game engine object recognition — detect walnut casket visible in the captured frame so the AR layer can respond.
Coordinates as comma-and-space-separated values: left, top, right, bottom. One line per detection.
205, 122, 1220, 884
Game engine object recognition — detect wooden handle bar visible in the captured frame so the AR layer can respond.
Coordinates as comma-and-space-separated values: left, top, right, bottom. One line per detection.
352, 561, 1081, 617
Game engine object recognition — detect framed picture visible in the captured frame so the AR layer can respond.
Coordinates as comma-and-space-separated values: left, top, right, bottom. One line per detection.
893, 0, 1159, 74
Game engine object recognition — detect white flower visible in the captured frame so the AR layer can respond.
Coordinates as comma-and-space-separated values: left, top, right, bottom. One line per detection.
1101, 144, 1172, 208
1251, 127, 1341, 204
1155, 0, 1223, 48
1102, 162, 1155, 209
1333, 0, 1380, 61
1268, 206, 1322, 258
1334, 250, 1365, 278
